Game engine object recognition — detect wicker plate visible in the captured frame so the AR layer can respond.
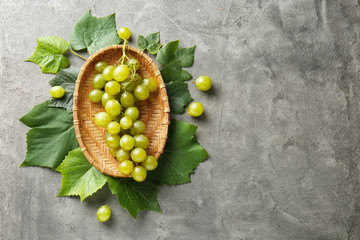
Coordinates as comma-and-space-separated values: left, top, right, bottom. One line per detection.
73, 45, 170, 177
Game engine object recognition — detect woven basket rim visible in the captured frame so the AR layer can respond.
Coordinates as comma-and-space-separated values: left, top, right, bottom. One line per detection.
73, 44, 170, 177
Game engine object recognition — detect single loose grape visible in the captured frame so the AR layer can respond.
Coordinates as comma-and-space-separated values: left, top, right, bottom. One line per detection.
120, 134, 135, 151
116, 149, 130, 162
95, 61, 109, 73
120, 116, 132, 130
105, 99, 121, 117
113, 65, 130, 82
196, 76, 212, 91
105, 81, 121, 95
142, 156, 158, 171
50, 86, 65, 98
88, 89, 103, 103
134, 84, 149, 101
108, 147, 119, 157
131, 148, 147, 163
105, 134, 120, 149
101, 92, 115, 107
118, 27, 131, 40
94, 112, 112, 128
92, 74, 106, 89
132, 166, 147, 182
107, 121, 121, 135
97, 205, 111, 222
102, 66, 116, 81
125, 58, 140, 71
133, 135, 149, 149
130, 120, 145, 135
143, 78, 158, 92
118, 160, 134, 175
120, 92, 135, 108
188, 102, 204, 117
124, 107, 139, 121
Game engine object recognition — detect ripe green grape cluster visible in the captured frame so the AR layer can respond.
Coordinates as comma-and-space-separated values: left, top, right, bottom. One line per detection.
90, 50, 158, 182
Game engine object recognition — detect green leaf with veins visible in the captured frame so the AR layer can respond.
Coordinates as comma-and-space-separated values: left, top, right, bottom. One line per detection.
20, 101, 79, 169
25, 36, 69, 74
48, 67, 79, 113
56, 148, 108, 202
148, 120, 208, 185
156, 40, 196, 83
166, 81, 193, 114
108, 177, 161, 219
70, 10, 121, 55
137, 31, 162, 54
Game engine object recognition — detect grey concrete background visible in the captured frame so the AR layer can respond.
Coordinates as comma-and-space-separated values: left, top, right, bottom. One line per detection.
1, 0, 360, 239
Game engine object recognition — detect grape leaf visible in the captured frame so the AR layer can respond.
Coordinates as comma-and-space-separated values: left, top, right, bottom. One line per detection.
108, 177, 161, 219
56, 148, 108, 202
25, 36, 69, 74
148, 120, 208, 185
166, 81, 193, 114
20, 101, 79, 169
137, 31, 162, 54
156, 40, 196, 83
70, 10, 121, 55
48, 67, 79, 112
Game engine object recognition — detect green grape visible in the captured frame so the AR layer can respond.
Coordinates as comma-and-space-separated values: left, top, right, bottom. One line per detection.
142, 156, 158, 171
133, 135, 149, 149
50, 86, 65, 98
107, 121, 121, 135
120, 116, 132, 130
134, 73, 143, 81
118, 160, 134, 175
94, 112, 112, 128
113, 65, 130, 82
105, 81, 121, 95
125, 58, 140, 71
121, 80, 136, 92
92, 74, 106, 89
118, 27, 131, 40
130, 120, 145, 135
132, 166, 147, 182
101, 92, 115, 107
120, 92, 135, 108
108, 147, 119, 157
88, 89, 103, 103
97, 205, 111, 222
196, 75, 212, 91
105, 99, 121, 117
188, 102, 204, 117
143, 77, 158, 92
95, 61, 109, 73
102, 65, 116, 81
105, 134, 120, 148
124, 107, 139, 121
116, 149, 130, 162
134, 84, 150, 101
120, 134, 135, 151
131, 148, 147, 163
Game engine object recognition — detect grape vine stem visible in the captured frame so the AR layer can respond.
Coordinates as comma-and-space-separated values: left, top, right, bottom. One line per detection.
69, 49, 87, 61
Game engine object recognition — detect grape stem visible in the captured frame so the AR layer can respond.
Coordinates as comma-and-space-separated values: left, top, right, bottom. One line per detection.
115, 38, 138, 91
121, 39, 128, 65
68, 49, 87, 61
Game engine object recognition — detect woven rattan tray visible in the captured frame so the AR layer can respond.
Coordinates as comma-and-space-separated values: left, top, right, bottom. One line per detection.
73, 45, 170, 177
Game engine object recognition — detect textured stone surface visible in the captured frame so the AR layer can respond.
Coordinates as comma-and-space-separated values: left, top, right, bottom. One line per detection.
1, 0, 360, 239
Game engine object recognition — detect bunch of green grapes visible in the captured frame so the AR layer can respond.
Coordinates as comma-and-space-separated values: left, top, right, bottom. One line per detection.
89, 28, 159, 182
